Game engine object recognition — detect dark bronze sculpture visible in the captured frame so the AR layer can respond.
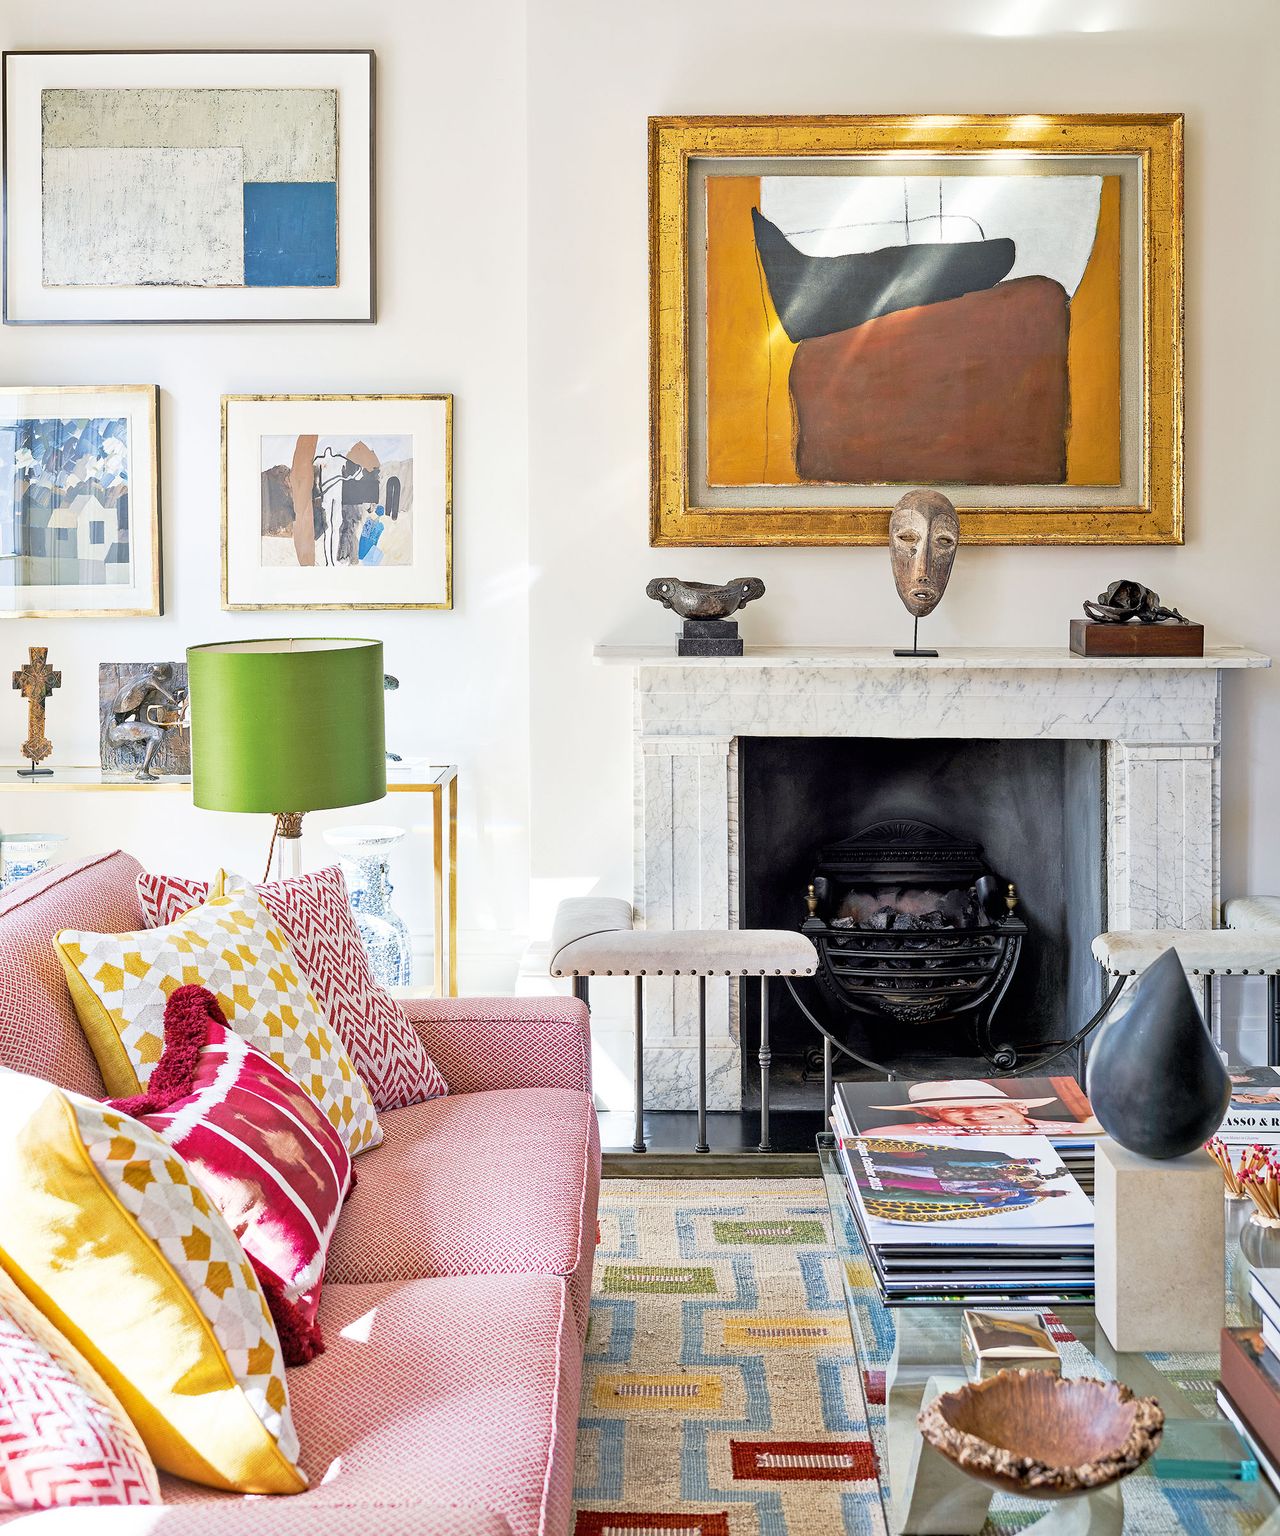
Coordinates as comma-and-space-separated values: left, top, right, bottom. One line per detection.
646, 576, 765, 620
889, 489, 959, 657
1086, 947, 1230, 1158
1083, 579, 1189, 625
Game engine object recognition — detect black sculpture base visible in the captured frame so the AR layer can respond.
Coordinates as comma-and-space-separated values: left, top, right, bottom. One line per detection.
893, 616, 936, 658
677, 618, 743, 657
16, 765, 53, 778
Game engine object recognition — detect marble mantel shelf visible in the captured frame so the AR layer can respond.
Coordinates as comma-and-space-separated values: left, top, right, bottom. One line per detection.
594, 643, 1269, 670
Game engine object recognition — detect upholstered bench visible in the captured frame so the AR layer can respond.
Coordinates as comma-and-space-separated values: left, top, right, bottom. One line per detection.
549, 898, 817, 1154
1092, 927, 1280, 1062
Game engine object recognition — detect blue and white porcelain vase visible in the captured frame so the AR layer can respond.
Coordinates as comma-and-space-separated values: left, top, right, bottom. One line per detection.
0, 832, 67, 893
322, 825, 414, 988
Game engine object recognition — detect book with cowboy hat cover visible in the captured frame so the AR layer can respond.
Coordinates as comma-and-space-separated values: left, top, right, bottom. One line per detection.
834, 1077, 1100, 1145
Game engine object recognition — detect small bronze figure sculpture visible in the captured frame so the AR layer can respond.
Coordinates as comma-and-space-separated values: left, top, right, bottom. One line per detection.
12, 646, 61, 777
889, 489, 959, 657
103, 663, 189, 781
647, 576, 766, 657
1083, 579, 1189, 625
645, 576, 766, 620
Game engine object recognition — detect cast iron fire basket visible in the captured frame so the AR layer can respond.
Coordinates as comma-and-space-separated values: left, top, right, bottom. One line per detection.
800, 818, 1025, 1059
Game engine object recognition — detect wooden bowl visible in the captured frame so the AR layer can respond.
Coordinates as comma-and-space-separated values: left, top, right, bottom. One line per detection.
917, 1371, 1163, 1499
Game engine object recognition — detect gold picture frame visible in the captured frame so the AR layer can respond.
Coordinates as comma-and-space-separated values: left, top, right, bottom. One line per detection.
221, 392, 453, 611
650, 114, 1183, 547
0, 383, 161, 617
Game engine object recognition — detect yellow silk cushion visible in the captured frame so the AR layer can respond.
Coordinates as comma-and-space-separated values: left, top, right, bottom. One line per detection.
53, 885, 381, 1156
0, 1069, 305, 1495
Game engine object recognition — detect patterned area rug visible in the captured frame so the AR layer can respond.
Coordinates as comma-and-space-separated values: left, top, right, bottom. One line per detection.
573, 1179, 1273, 1536
572, 1178, 886, 1536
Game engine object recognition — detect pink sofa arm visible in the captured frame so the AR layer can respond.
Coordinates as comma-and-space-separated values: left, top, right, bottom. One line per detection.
401, 996, 591, 1096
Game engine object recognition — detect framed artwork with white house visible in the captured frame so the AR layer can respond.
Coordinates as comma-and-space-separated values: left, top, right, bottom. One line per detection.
3, 49, 375, 323
0, 385, 161, 617
222, 393, 453, 610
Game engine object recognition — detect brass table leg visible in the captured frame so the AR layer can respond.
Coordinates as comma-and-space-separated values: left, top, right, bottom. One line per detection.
432, 786, 445, 1000
447, 772, 458, 996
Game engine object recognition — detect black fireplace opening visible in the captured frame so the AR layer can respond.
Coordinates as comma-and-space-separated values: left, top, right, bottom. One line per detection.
738, 736, 1106, 1098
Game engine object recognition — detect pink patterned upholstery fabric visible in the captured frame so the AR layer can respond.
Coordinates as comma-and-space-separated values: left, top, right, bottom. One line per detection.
325, 1088, 600, 1339
0, 1267, 160, 1510
156, 1275, 580, 1536
138, 868, 448, 1111
0, 1505, 513, 1534
0, 852, 145, 1098
401, 997, 591, 1096
109, 987, 353, 1364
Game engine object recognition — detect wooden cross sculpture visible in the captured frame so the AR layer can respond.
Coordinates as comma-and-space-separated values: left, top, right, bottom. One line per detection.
12, 646, 61, 777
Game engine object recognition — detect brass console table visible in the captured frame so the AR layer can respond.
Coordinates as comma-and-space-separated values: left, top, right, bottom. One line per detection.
0, 761, 458, 998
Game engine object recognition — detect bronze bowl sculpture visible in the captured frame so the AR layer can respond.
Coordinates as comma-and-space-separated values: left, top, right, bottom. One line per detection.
645, 576, 765, 620
917, 1371, 1163, 1499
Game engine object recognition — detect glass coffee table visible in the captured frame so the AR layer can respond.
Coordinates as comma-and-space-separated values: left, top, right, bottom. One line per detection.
819, 1135, 1280, 1535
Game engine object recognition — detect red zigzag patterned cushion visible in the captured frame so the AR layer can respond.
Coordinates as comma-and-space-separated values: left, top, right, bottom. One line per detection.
110, 985, 354, 1365
137, 866, 448, 1111
0, 1264, 160, 1509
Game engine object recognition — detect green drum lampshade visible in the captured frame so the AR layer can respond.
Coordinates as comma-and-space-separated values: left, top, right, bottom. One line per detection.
187, 639, 386, 815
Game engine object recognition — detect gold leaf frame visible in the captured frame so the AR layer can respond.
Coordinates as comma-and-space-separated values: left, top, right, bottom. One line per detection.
649, 114, 1183, 547
221, 393, 453, 611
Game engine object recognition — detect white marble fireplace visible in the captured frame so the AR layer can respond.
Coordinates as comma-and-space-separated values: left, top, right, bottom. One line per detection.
595, 644, 1268, 1110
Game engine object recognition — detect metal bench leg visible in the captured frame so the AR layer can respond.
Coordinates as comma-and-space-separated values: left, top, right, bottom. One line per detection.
1270, 976, 1280, 1068
758, 976, 772, 1153
696, 976, 710, 1153
823, 1034, 834, 1128
632, 976, 646, 1154
1202, 976, 1216, 1048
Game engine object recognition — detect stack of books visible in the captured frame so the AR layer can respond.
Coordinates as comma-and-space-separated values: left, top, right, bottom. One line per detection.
831, 1079, 1098, 1307
1217, 1067, 1280, 1152
1218, 1271, 1280, 1489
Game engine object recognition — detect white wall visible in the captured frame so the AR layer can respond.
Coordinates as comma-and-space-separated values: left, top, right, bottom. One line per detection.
5, 0, 1278, 1049
0, 0, 531, 991
527, 0, 1280, 1053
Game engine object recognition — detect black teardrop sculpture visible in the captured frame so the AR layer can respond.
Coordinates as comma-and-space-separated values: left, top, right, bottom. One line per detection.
1086, 947, 1231, 1159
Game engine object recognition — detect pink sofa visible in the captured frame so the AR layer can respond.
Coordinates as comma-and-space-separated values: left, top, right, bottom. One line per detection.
0, 851, 600, 1536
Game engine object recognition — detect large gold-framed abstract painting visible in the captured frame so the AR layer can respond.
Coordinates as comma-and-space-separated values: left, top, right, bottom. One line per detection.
650, 115, 1182, 546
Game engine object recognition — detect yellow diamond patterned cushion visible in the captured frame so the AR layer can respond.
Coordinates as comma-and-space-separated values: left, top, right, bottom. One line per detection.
0, 1068, 305, 1495
53, 886, 381, 1157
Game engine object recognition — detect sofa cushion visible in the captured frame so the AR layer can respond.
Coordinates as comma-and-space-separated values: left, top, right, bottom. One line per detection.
0, 852, 147, 1098
0, 1070, 304, 1495
0, 1265, 160, 1510
53, 885, 381, 1157
109, 986, 353, 1365
139, 868, 449, 1111
326, 1088, 595, 1285
159, 1275, 579, 1536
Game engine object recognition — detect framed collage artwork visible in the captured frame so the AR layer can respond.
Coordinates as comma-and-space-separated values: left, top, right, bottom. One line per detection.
649, 114, 1183, 546
221, 393, 453, 611
0, 385, 161, 617
2, 49, 376, 324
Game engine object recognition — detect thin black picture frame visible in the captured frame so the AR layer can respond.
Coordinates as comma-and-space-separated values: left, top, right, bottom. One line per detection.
2, 48, 376, 325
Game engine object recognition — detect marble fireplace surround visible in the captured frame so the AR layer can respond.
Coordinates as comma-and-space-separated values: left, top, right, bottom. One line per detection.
594, 644, 1269, 1111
